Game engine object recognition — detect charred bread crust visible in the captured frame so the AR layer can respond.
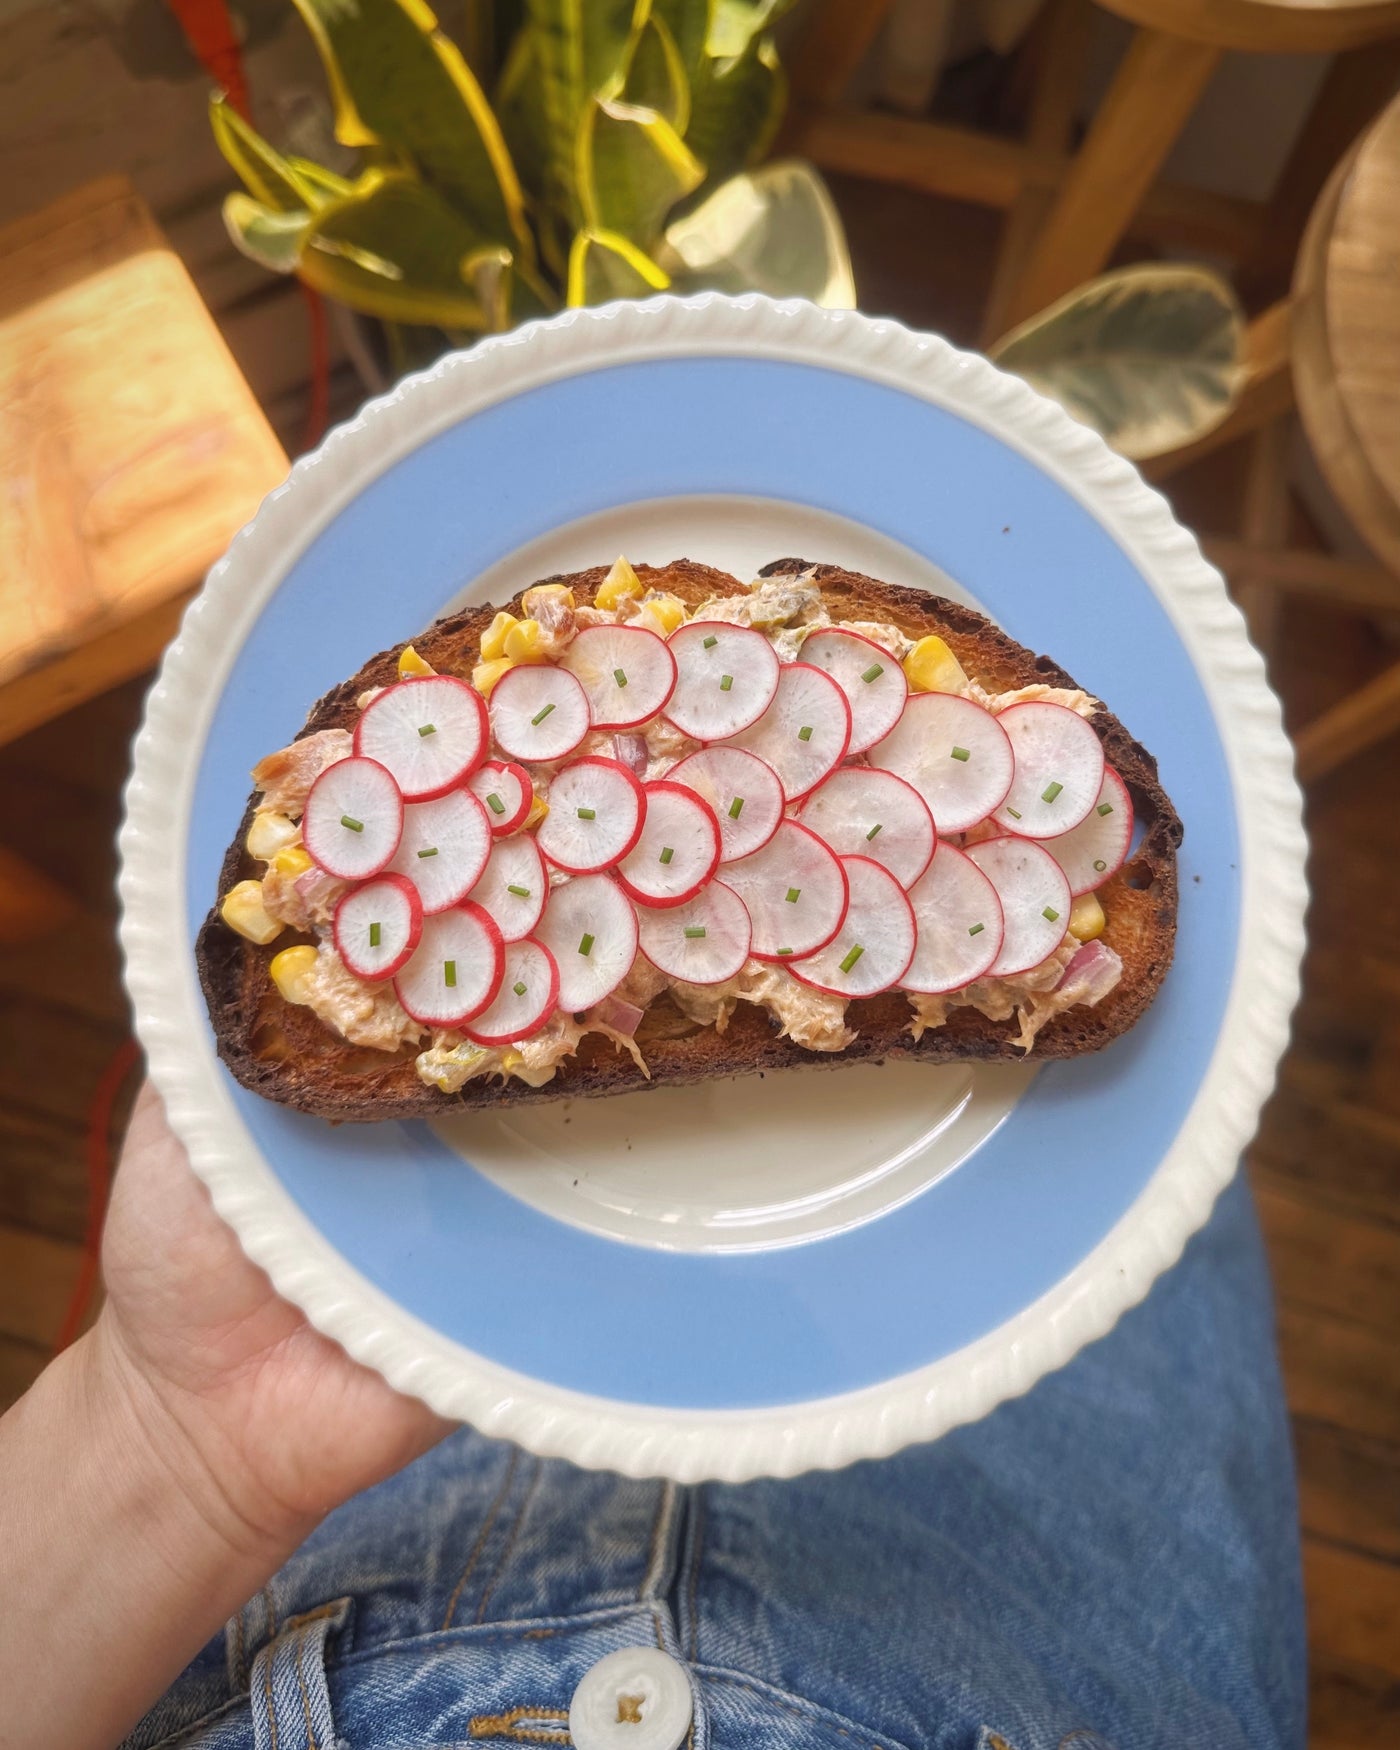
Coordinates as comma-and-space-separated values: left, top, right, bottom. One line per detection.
197, 559, 1181, 1120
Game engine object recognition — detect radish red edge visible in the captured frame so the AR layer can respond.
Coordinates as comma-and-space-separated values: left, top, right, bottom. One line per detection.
392, 902, 505, 1028
788, 856, 917, 997
740, 820, 851, 964
563, 624, 678, 731
536, 755, 647, 875
353, 675, 489, 802
614, 780, 722, 909
332, 872, 423, 981
461, 939, 561, 1047
469, 759, 533, 835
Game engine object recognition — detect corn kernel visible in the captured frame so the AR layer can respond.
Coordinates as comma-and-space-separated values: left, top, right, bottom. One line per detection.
397, 644, 435, 678
480, 611, 519, 662
595, 555, 643, 610
499, 1048, 524, 1073
903, 635, 968, 694
220, 880, 284, 945
270, 845, 314, 877
522, 583, 575, 615
269, 944, 320, 1004
246, 811, 299, 862
1069, 892, 1106, 941
472, 657, 515, 697
524, 793, 549, 830
503, 618, 547, 662
639, 592, 686, 635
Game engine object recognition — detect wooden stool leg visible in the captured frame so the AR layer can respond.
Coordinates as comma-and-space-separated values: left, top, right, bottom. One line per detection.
1295, 661, 1400, 782
1234, 417, 1293, 660
997, 27, 1220, 333
787, 0, 900, 108
1147, 302, 1296, 483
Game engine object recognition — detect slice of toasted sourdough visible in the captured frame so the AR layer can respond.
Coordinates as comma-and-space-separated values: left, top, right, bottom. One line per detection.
197, 558, 1181, 1120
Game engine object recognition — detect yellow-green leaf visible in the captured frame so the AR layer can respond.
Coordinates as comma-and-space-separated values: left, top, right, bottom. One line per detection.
578, 96, 703, 247
525, 0, 651, 217
495, 28, 548, 200
706, 0, 794, 59
685, 33, 784, 188
625, 13, 690, 134
567, 227, 670, 305
211, 95, 322, 212
652, 0, 710, 76
988, 264, 1245, 461
661, 160, 853, 306
286, 156, 356, 203
223, 194, 312, 272
289, 0, 531, 261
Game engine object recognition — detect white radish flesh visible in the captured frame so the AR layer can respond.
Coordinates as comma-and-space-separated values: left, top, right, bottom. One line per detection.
615, 781, 721, 907
466, 759, 532, 835
535, 873, 639, 1012
637, 879, 752, 985
462, 938, 560, 1046
302, 756, 403, 880
900, 844, 1005, 994
965, 837, 1072, 978
665, 621, 780, 741
1040, 766, 1134, 895
723, 820, 849, 962
393, 903, 504, 1027
799, 629, 909, 755
797, 767, 936, 889
466, 832, 548, 942
354, 676, 488, 801
559, 624, 677, 729
535, 756, 645, 874
726, 662, 852, 801
992, 701, 1105, 838
791, 856, 916, 998
490, 665, 591, 763
868, 692, 1013, 833
665, 746, 784, 863
387, 788, 492, 914
333, 873, 423, 982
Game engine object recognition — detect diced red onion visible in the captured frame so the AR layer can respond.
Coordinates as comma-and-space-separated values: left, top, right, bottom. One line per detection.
594, 994, 645, 1037
612, 734, 649, 777
1055, 940, 1122, 1006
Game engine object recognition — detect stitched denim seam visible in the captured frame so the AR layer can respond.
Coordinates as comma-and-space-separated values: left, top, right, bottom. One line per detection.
294, 1632, 319, 1750
443, 1448, 521, 1630
469, 1705, 570, 1743
327, 1602, 665, 1674
475, 1459, 544, 1625
639, 1481, 678, 1603
262, 1652, 278, 1750
695, 1662, 916, 1750
685, 1488, 706, 1665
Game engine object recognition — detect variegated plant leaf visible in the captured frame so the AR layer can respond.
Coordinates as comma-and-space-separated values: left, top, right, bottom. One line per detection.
223, 194, 312, 271
685, 32, 784, 188
567, 227, 671, 304
211, 95, 323, 212
525, 0, 652, 220
625, 13, 690, 133
661, 160, 853, 306
577, 96, 704, 246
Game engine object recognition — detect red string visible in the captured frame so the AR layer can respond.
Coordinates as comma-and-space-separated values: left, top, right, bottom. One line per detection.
55, 1038, 141, 1354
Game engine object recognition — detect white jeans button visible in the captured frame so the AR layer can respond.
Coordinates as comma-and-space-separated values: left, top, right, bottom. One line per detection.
569, 1647, 693, 1750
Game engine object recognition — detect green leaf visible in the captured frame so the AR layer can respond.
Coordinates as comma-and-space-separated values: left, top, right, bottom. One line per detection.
495, 28, 548, 199
988, 264, 1246, 460
211, 95, 322, 212
705, 0, 795, 59
567, 227, 670, 305
223, 194, 313, 272
652, 0, 710, 77
289, 0, 531, 259
525, 0, 651, 218
578, 96, 703, 246
625, 14, 690, 133
286, 156, 356, 203
661, 160, 854, 306
685, 32, 784, 187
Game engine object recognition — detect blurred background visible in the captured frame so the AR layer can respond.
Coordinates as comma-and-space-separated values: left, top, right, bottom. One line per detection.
0, 3, 1395, 1741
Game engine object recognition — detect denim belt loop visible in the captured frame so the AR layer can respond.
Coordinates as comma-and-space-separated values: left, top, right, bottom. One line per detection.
248, 1597, 352, 1750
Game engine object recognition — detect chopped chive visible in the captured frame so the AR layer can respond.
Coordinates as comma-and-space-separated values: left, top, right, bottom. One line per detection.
506, 883, 531, 897
866, 822, 883, 840
577, 806, 596, 820
369, 921, 381, 947
417, 846, 439, 858
418, 723, 436, 737
513, 980, 528, 996
839, 944, 865, 973
1093, 858, 1107, 872
684, 926, 707, 939
340, 814, 364, 832
443, 960, 457, 988
1042, 905, 1060, 922
486, 791, 506, 814
1041, 780, 1064, 804
578, 932, 595, 956
659, 846, 675, 865
950, 745, 971, 762
613, 668, 628, 687
1007, 807, 1022, 820
531, 702, 556, 725
728, 796, 744, 819
777, 947, 793, 956
719, 674, 733, 692
703, 634, 718, 649
968, 922, 985, 937
785, 886, 801, 903
860, 662, 884, 683
797, 725, 813, 742
1097, 801, 1114, 817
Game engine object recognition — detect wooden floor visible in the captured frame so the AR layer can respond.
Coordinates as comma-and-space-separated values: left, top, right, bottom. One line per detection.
1, 179, 1396, 1748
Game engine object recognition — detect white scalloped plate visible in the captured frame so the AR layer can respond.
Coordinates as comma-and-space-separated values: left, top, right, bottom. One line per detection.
119, 296, 1306, 1481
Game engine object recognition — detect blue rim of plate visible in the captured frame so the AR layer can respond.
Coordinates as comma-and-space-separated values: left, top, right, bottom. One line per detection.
120, 296, 1307, 1480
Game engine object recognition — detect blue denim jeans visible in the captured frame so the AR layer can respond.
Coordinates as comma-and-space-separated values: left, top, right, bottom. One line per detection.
127, 1173, 1304, 1750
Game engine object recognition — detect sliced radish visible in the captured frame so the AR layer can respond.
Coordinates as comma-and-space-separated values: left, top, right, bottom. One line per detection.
490, 664, 591, 763
637, 879, 752, 985
1040, 766, 1134, 895
393, 902, 504, 1027
333, 873, 423, 982
466, 759, 532, 836
615, 781, 721, 907
665, 621, 780, 741
791, 856, 916, 998
799, 629, 909, 755
462, 937, 560, 1046
992, 702, 1105, 838
797, 767, 936, 890
354, 676, 488, 801
535, 756, 645, 874
466, 833, 548, 942
965, 837, 1072, 978
726, 662, 852, 801
665, 746, 784, 863
302, 756, 403, 880
900, 843, 1005, 994
868, 693, 1014, 833
559, 624, 677, 730
387, 788, 492, 914
534, 873, 639, 1011
722, 819, 849, 962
